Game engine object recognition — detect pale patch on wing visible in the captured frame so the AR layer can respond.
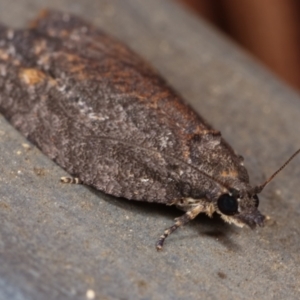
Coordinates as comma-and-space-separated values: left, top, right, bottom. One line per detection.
19, 68, 47, 85
206, 136, 221, 150
140, 178, 149, 182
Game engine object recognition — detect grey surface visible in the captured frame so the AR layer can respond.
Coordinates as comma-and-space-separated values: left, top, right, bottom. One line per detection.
0, 0, 300, 299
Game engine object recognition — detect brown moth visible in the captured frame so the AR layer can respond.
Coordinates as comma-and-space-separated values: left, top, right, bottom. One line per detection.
0, 11, 298, 250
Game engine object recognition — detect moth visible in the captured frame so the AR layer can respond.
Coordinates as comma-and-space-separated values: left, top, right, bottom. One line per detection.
0, 11, 298, 250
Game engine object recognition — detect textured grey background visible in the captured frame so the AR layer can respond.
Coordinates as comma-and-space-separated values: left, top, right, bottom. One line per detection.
0, 0, 300, 299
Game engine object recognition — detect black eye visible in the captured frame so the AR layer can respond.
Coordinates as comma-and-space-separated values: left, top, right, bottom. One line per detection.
253, 194, 259, 208
217, 194, 238, 215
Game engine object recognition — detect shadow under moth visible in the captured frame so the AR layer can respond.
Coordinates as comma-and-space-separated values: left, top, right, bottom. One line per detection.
0, 11, 298, 250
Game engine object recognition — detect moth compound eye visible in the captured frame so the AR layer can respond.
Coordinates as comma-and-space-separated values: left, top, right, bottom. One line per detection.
253, 194, 259, 208
217, 194, 238, 215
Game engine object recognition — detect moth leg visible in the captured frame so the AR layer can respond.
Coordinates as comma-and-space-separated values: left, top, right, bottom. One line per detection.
156, 204, 205, 250
60, 176, 82, 184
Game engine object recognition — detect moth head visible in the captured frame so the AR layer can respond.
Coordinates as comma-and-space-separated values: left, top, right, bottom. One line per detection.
216, 147, 300, 228
216, 189, 265, 228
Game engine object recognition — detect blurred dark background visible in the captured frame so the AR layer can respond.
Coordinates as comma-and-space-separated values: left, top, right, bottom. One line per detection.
177, 0, 300, 92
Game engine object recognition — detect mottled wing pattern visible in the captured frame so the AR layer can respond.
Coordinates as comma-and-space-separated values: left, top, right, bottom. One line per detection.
0, 11, 249, 203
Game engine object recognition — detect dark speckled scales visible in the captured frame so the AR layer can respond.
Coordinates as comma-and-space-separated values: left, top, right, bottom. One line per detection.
0, 11, 249, 205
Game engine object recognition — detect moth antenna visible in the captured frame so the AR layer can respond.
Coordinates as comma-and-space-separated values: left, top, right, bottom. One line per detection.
252, 148, 300, 194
